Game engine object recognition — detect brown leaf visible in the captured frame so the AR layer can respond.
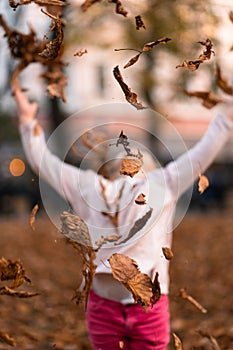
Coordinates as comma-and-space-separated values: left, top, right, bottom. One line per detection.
229, 10, 233, 23
0, 257, 30, 288
120, 154, 143, 178
60, 211, 96, 308
109, 0, 128, 17
142, 37, 172, 51
176, 59, 203, 71
183, 89, 222, 109
197, 330, 221, 350
113, 66, 147, 110
0, 286, 39, 298
39, 9, 64, 60
135, 193, 146, 205
116, 207, 153, 245
162, 247, 174, 260
74, 48, 88, 57
216, 64, 233, 95
179, 288, 207, 313
81, 0, 101, 12
108, 253, 157, 310
123, 53, 141, 69
29, 204, 39, 230
95, 234, 122, 249
198, 173, 209, 194
198, 38, 215, 61
9, 0, 67, 10
172, 333, 183, 350
151, 272, 161, 306
0, 330, 16, 347
135, 15, 146, 30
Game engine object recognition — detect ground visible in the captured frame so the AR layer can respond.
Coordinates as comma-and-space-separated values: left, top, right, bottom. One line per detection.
0, 210, 232, 350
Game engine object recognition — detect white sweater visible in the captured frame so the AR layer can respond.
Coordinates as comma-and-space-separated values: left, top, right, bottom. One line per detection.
20, 113, 233, 303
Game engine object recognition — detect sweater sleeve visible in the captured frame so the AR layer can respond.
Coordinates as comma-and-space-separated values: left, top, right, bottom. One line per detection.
19, 119, 95, 206
161, 113, 233, 200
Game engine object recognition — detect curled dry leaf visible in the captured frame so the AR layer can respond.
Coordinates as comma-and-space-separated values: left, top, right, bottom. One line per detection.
135, 15, 146, 30
179, 287, 207, 313
81, 0, 101, 12
123, 53, 141, 69
0, 330, 16, 347
108, 253, 160, 310
183, 89, 222, 109
197, 330, 221, 350
172, 332, 183, 350
8, 0, 67, 11
162, 247, 174, 260
29, 204, 39, 230
142, 37, 172, 51
39, 9, 64, 60
135, 193, 146, 205
216, 64, 233, 95
74, 49, 88, 57
113, 66, 147, 110
95, 234, 122, 249
0, 257, 30, 288
120, 154, 143, 178
176, 59, 203, 71
109, 0, 128, 17
60, 211, 96, 308
0, 286, 39, 298
198, 173, 209, 194
116, 207, 153, 245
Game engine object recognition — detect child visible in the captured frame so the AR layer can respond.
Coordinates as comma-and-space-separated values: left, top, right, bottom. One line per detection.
13, 82, 233, 350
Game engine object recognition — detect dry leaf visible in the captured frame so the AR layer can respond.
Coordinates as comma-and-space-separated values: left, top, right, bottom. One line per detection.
81, 0, 101, 11
197, 330, 221, 350
116, 207, 153, 245
109, 0, 128, 17
176, 59, 203, 71
135, 193, 146, 205
198, 173, 209, 194
0, 330, 16, 347
183, 89, 222, 109
142, 37, 171, 51
109, 253, 160, 310
39, 9, 64, 60
135, 15, 146, 30
0, 286, 39, 298
95, 234, 122, 249
123, 53, 141, 69
74, 49, 88, 57
172, 333, 183, 350
179, 288, 207, 313
60, 211, 96, 308
8, 0, 67, 11
162, 247, 174, 260
216, 64, 233, 95
29, 204, 39, 230
113, 66, 147, 109
229, 10, 233, 23
120, 154, 143, 178
0, 257, 30, 288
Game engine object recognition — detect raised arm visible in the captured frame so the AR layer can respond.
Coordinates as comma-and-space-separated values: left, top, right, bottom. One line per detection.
162, 103, 233, 200
12, 82, 96, 209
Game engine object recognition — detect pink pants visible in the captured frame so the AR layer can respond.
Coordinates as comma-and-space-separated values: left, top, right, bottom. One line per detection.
86, 290, 170, 350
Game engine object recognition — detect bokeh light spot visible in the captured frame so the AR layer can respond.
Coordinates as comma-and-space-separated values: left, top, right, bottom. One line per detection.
9, 158, 26, 177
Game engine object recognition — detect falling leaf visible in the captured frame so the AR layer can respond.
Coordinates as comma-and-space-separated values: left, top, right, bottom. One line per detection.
142, 37, 172, 51
95, 234, 122, 249
0, 286, 39, 298
81, 0, 101, 12
229, 10, 233, 23
111, 130, 131, 155
135, 193, 146, 205
29, 204, 39, 230
183, 89, 222, 109
198, 173, 209, 194
162, 247, 174, 260
109, 253, 160, 310
176, 59, 203, 71
172, 333, 183, 350
198, 38, 215, 61
120, 153, 143, 178
41, 59, 67, 102
179, 288, 207, 313
109, 0, 128, 17
74, 49, 88, 57
135, 15, 146, 30
116, 207, 153, 245
0, 330, 16, 347
39, 9, 64, 60
123, 53, 141, 69
60, 211, 97, 308
215, 64, 233, 95
113, 66, 147, 109
197, 330, 221, 350
0, 257, 30, 288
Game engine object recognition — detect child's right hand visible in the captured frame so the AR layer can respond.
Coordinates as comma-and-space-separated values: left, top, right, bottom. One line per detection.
12, 80, 38, 125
